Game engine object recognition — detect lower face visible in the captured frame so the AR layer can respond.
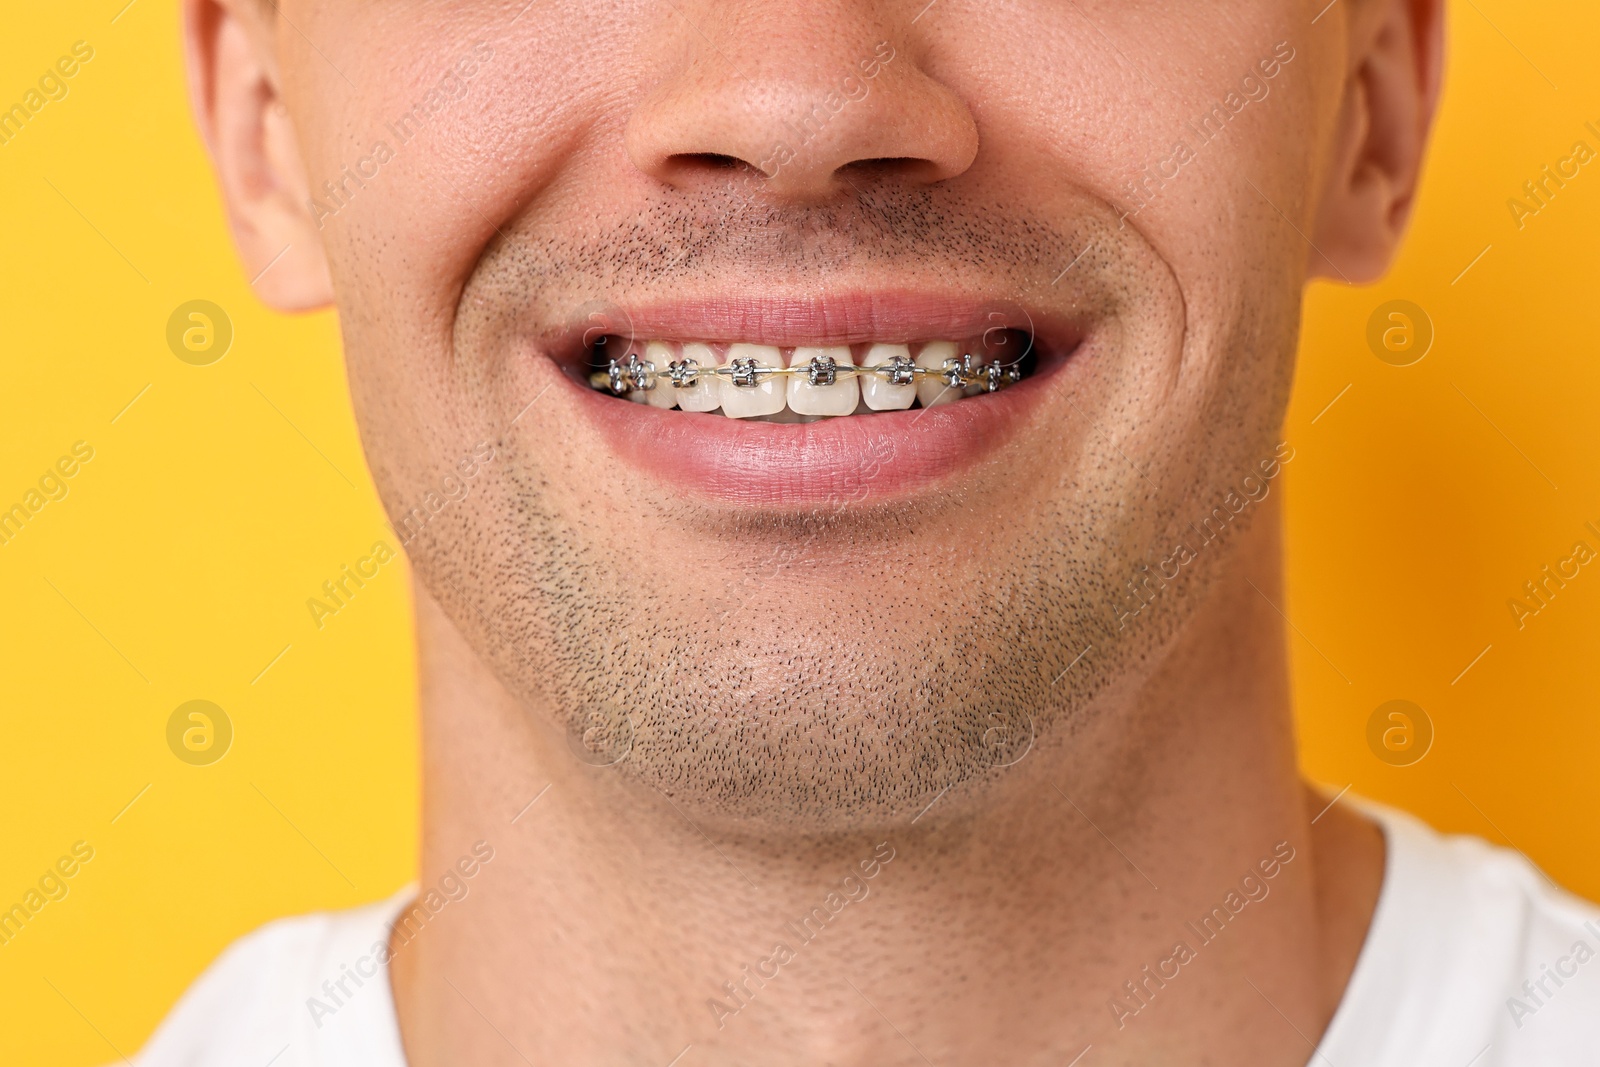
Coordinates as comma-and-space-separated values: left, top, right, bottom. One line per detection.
284, 0, 1325, 830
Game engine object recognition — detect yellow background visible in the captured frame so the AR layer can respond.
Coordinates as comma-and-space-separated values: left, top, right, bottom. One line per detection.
2, 1, 1597, 1062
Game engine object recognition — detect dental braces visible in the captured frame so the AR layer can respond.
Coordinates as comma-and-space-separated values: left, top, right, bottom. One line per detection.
590, 352, 1024, 397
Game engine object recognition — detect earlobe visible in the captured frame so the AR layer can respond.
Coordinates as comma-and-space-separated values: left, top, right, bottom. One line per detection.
1309, 0, 1445, 284
182, 0, 334, 310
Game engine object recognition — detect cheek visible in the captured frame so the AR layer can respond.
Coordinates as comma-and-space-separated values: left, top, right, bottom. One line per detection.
291, 10, 609, 326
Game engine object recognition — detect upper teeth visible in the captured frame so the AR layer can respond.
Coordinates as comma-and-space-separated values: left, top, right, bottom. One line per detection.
593, 340, 1025, 419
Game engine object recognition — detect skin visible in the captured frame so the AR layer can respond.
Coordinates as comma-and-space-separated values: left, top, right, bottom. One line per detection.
184, 0, 1443, 1063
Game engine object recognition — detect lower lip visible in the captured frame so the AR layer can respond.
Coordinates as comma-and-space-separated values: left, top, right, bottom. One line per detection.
561, 363, 1056, 509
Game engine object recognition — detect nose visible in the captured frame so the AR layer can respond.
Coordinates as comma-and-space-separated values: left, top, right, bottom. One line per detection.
624, 5, 978, 200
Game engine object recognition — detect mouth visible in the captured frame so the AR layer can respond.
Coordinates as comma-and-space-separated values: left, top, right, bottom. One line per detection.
537, 294, 1080, 509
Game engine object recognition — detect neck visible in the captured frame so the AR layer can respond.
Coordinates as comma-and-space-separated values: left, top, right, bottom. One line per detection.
391, 498, 1383, 1066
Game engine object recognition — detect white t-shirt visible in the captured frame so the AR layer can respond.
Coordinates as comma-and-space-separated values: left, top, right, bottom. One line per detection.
128, 803, 1600, 1065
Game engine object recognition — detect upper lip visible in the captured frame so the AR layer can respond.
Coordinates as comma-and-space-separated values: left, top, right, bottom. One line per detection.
538, 290, 1078, 367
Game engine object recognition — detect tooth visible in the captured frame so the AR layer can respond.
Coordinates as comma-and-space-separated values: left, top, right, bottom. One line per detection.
983, 331, 1029, 393
642, 341, 679, 409
787, 346, 858, 417
860, 343, 915, 411
672, 342, 723, 413
915, 341, 963, 408
963, 335, 990, 396
718, 343, 786, 419
615, 341, 653, 405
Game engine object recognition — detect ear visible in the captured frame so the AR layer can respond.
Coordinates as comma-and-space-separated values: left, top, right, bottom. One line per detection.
181, 0, 333, 310
1310, 0, 1445, 283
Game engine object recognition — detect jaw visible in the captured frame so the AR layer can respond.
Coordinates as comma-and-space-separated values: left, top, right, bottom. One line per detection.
336, 185, 1303, 832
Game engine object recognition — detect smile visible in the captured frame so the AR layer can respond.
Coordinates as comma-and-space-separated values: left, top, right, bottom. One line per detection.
545, 294, 1078, 508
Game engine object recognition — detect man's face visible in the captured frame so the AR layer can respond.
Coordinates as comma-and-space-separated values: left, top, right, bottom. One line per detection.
268, 0, 1342, 828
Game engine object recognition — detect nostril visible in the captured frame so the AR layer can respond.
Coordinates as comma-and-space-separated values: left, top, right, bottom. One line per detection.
847, 157, 920, 169
838, 156, 943, 183
651, 151, 779, 187
667, 152, 760, 174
